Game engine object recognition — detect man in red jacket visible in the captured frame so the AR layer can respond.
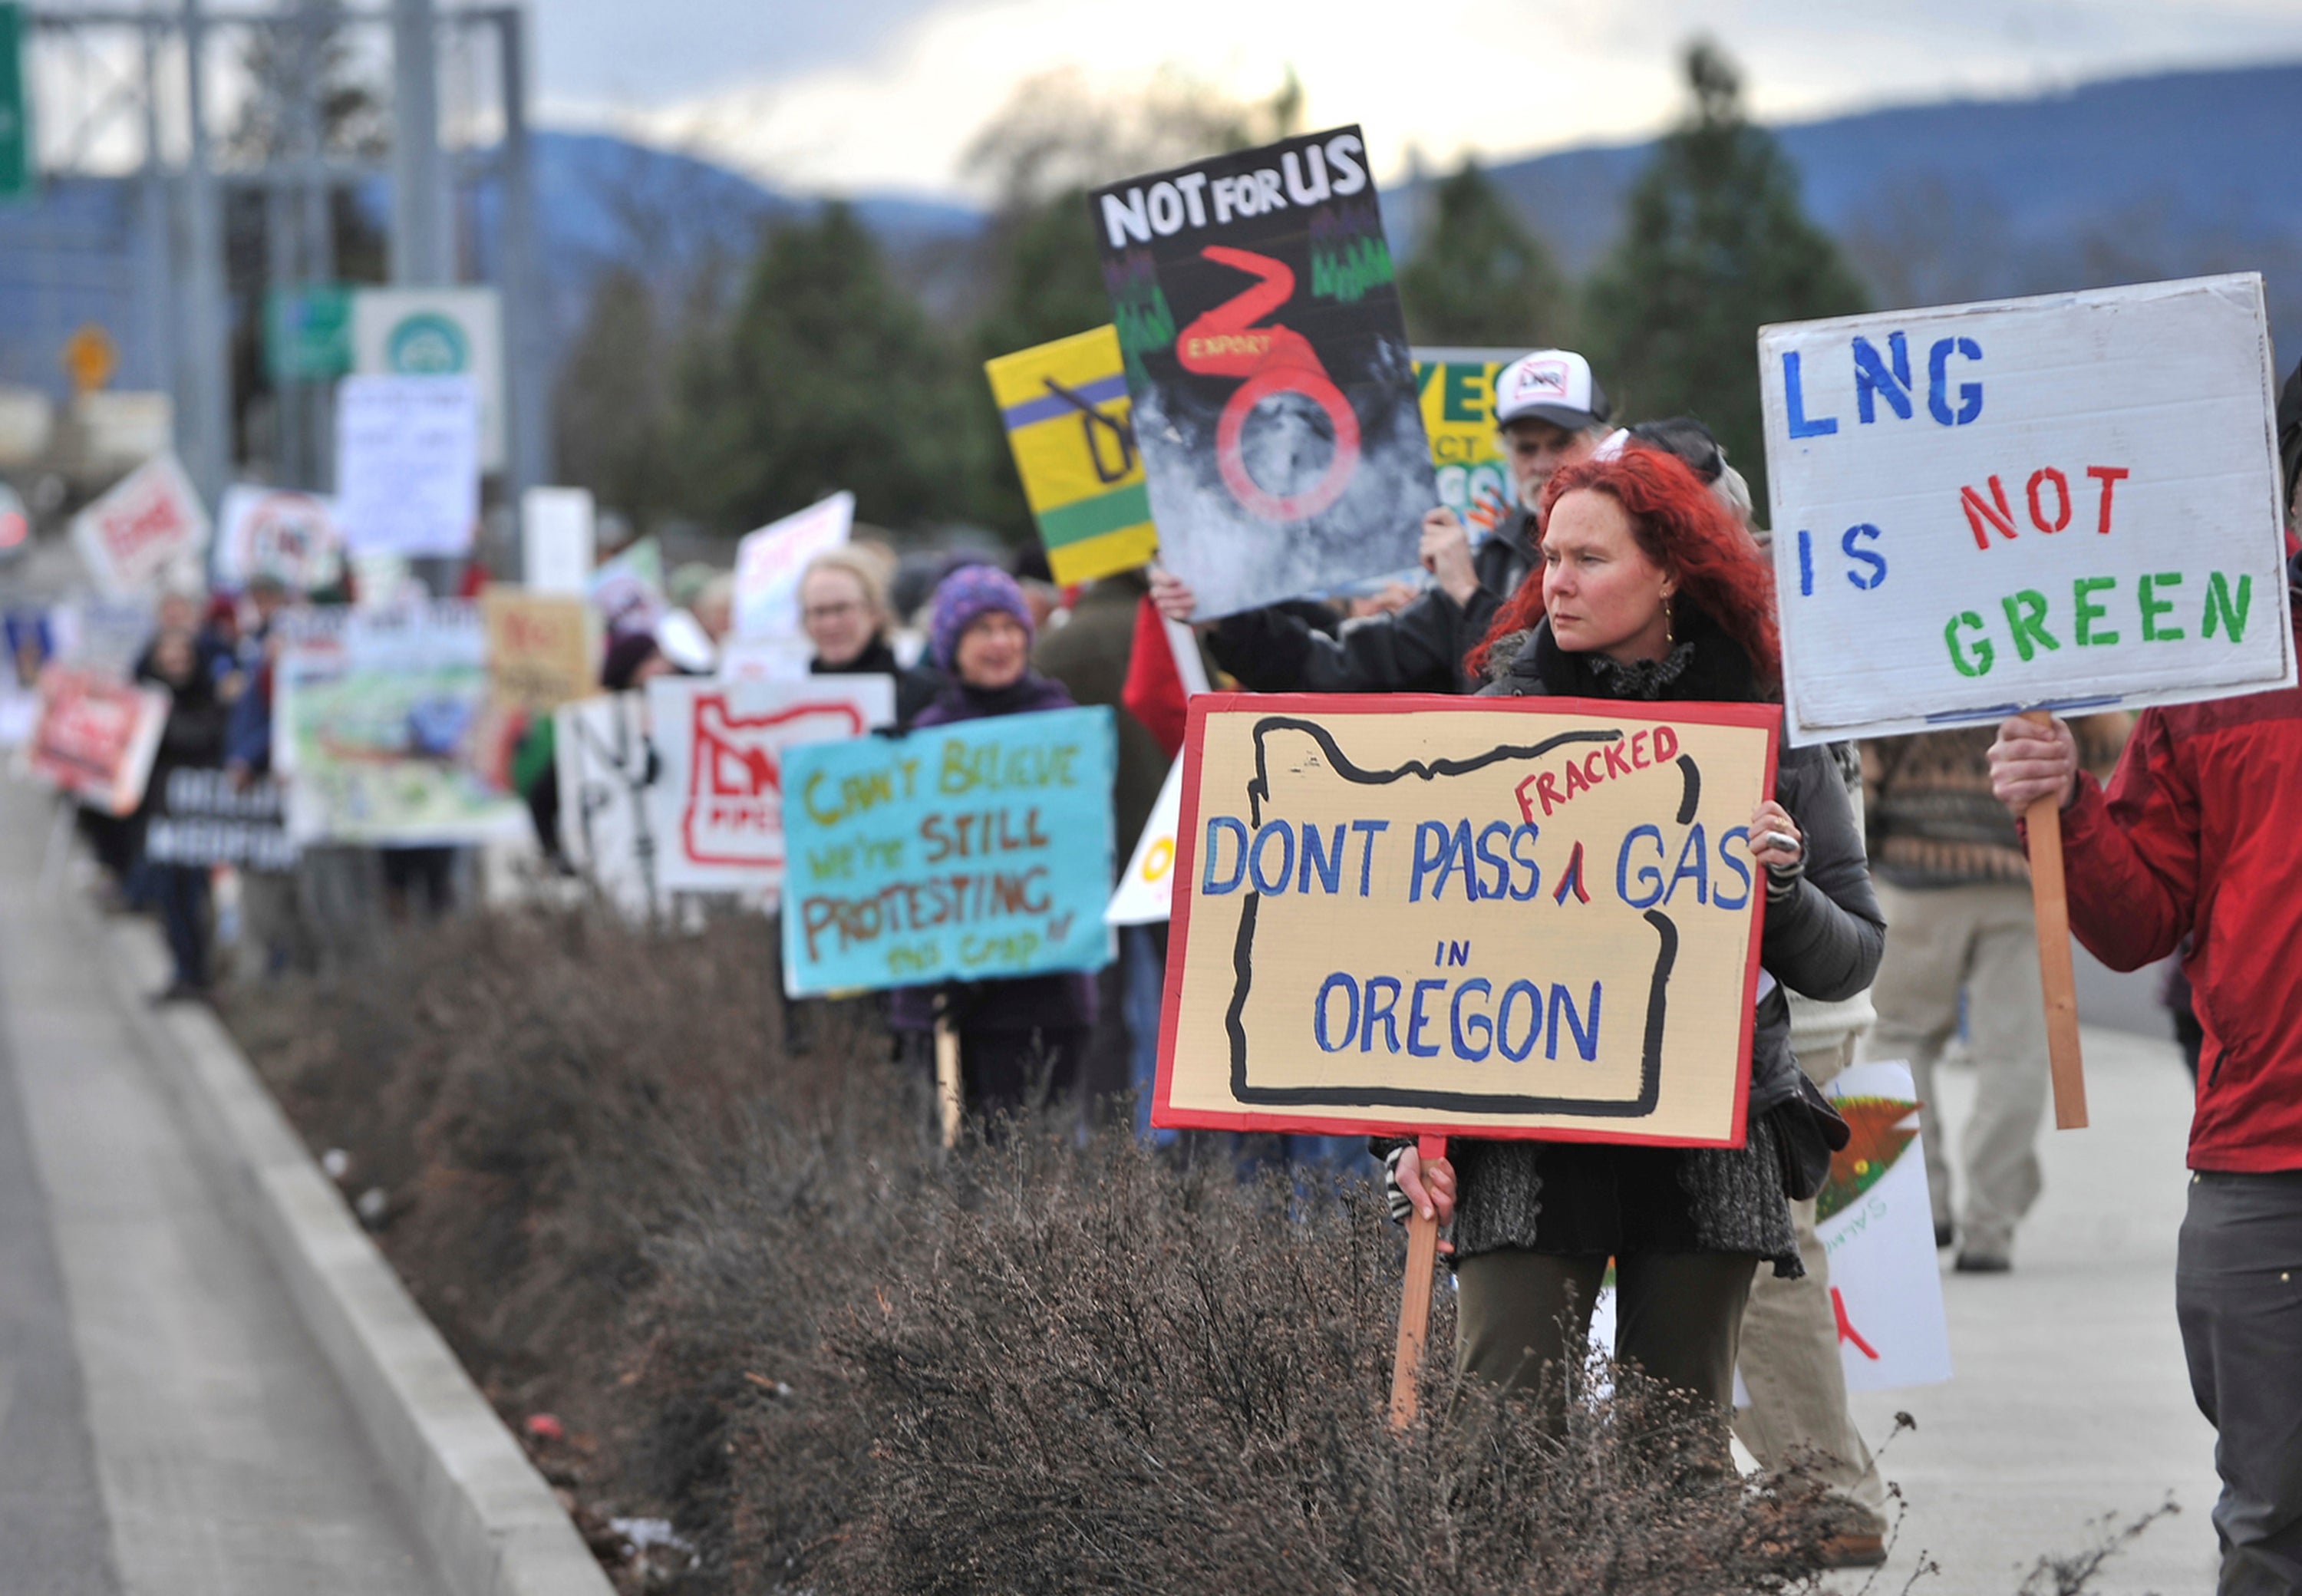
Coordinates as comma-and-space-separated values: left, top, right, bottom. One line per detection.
1989, 360, 2302, 1594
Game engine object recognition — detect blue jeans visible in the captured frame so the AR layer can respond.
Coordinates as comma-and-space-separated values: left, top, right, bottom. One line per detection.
154, 864, 210, 990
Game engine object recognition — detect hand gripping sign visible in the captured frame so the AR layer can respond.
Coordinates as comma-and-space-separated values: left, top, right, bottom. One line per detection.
1156, 694, 1779, 1143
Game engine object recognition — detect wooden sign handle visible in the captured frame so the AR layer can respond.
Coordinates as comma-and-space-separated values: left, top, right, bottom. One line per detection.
1387, 1134, 1448, 1431
2021, 711, 2089, 1129
934, 1016, 964, 1148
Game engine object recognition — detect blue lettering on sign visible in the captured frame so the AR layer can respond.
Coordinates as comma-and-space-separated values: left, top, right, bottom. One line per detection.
1842, 523, 1888, 590
1852, 332, 1912, 424
1782, 351, 1839, 438
1202, 816, 1249, 894
1928, 337, 1984, 426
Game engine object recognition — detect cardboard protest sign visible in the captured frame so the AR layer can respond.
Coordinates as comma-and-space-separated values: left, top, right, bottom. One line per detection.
71, 453, 211, 596
143, 767, 298, 872
213, 486, 345, 593
1156, 694, 1779, 1141
779, 705, 1118, 997
556, 692, 661, 922
482, 587, 595, 714
734, 493, 853, 641
645, 674, 897, 895
1816, 1060, 1952, 1390
588, 536, 667, 638
1760, 274, 2294, 745
273, 602, 526, 844
1106, 755, 1182, 925
1414, 347, 1519, 534
986, 325, 1160, 586
25, 667, 169, 815
335, 374, 480, 557
1091, 127, 1436, 619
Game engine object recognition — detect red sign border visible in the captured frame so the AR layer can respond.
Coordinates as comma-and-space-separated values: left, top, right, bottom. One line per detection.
1151, 691, 1783, 1146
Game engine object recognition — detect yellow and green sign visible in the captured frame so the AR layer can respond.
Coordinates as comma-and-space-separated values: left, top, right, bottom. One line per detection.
985, 325, 1159, 586
1413, 346, 1520, 533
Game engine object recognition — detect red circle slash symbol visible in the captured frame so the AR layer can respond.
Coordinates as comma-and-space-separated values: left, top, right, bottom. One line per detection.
1176, 246, 1361, 523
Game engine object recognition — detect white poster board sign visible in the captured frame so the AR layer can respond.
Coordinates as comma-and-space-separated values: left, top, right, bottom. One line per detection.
214, 486, 345, 592
1816, 1060, 1953, 1391
644, 673, 894, 893
555, 692, 661, 923
71, 453, 211, 596
1591, 1059, 1952, 1401
1759, 274, 2293, 745
1105, 756, 1182, 925
522, 486, 595, 595
336, 375, 480, 557
733, 493, 853, 641
351, 286, 506, 471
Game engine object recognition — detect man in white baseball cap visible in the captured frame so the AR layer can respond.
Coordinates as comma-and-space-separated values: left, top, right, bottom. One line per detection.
1151, 347, 1614, 695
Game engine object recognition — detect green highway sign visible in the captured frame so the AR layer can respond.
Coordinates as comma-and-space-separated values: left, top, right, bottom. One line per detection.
265, 284, 355, 382
0, 4, 31, 203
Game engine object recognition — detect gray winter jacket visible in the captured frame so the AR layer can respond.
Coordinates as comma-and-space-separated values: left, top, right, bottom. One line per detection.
1479, 611, 1885, 1119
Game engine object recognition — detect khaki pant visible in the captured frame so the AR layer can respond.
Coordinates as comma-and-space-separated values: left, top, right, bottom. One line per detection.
1456, 1247, 1758, 1434
1733, 1031, 1890, 1535
1864, 880, 2047, 1259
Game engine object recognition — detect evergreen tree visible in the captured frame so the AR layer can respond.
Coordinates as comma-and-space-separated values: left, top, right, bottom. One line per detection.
1585, 41, 1867, 516
671, 203, 987, 534
1399, 160, 1570, 348
554, 266, 674, 529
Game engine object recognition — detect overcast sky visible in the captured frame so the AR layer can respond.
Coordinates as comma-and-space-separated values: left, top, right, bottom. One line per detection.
531, 0, 2302, 199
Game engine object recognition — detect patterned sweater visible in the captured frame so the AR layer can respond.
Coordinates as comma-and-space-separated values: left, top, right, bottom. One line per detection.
1863, 717, 2129, 889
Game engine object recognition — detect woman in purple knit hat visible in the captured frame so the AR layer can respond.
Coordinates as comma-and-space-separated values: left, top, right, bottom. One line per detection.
889, 563, 1095, 1123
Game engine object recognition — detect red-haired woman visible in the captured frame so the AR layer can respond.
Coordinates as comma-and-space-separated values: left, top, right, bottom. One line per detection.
1390, 446, 1884, 1423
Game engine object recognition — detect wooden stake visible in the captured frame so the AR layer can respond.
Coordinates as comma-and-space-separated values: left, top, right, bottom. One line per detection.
934, 1017, 963, 1149
1388, 1134, 1447, 1431
2022, 711, 2089, 1129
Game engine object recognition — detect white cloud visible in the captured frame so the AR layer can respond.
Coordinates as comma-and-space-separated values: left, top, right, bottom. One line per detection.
534, 0, 2302, 198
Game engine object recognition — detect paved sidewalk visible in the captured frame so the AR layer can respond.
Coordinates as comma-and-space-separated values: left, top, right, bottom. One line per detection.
1848, 1023, 2221, 1594
0, 780, 447, 1595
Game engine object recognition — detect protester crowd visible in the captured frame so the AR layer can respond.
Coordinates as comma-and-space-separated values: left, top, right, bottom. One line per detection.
15, 334, 2302, 1589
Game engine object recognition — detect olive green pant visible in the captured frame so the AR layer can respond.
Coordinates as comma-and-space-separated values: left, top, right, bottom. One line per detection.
1456, 1248, 1759, 1410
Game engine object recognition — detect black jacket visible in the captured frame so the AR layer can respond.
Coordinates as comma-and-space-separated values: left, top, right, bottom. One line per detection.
1481, 608, 1885, 1117
1205, 509, 1539, 695
810, 637, 942, 728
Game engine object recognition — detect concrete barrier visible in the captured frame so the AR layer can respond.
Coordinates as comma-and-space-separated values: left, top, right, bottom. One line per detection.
103, 921, 617, 1596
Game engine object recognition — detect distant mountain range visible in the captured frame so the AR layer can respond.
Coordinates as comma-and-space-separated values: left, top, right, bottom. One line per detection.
2, 61, 2296, 418
1384, 61, 2302, 359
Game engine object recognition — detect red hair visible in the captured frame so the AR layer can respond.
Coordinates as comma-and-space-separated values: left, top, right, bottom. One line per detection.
1465, 446, 1780, 688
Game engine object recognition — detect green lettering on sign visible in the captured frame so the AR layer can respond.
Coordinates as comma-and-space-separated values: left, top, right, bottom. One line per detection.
0, 5, 32, 204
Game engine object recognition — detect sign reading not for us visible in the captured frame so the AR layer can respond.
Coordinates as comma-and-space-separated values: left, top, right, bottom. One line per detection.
1759, 275, 2294, 746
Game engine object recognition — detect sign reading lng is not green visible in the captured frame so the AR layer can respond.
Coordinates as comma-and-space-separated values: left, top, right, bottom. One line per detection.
779, 705, 1117, 997
1759, 274, 2294, 745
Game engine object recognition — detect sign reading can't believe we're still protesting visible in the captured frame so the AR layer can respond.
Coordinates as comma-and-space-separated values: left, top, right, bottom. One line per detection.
1090, 127, 1435, 620
1760, 273, 2294, 744
779, 706, 1117, 998
1156, 696, 1778, 1143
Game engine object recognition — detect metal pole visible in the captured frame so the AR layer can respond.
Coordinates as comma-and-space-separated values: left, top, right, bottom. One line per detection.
137, 15, 176, 408
181, 0, 232, 502
388, 0, 447, 285
293, 0, 333, 490
496, 4, 545, 507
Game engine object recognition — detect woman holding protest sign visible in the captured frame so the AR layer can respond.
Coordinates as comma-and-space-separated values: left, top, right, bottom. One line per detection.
888, 566, 1095, 1124
800, 549, 941, 726
1389, 445, 1882, 1429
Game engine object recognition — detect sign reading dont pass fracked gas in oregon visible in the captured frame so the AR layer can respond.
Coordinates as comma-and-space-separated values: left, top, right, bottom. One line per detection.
1759, 274, 2294, 745
1155, 696, 1777, 1143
